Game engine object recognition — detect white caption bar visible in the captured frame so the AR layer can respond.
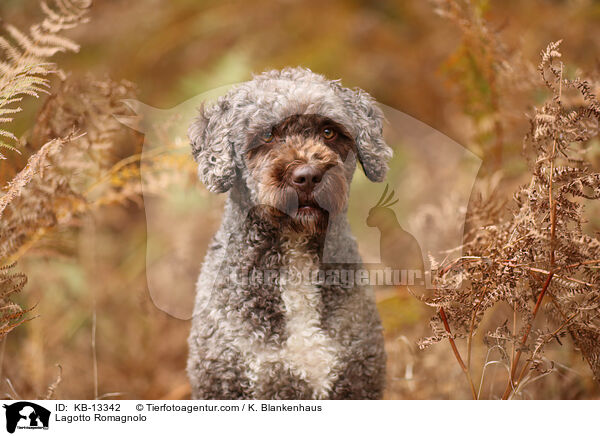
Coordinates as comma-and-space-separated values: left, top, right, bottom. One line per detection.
0, 400, 594, 435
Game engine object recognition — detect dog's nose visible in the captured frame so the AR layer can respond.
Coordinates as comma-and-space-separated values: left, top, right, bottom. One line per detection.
291, 165, 323, 191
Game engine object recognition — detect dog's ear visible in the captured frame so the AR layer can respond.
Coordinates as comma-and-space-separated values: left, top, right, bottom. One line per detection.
338, 87, 393, 182
188, 99, 237, 193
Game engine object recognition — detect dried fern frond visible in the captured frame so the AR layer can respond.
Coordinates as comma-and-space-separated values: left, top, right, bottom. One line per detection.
0, 73, 140, 341
422, 41, 600, 398
569, 324, 600, 379
0, 76, 138, 263
0, 0, 91, 158
0, 262, 30, 340
0, 133, 75, 220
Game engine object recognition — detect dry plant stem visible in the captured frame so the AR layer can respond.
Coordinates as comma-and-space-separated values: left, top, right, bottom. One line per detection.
561, 259, 600, 271
489, 74, 504, 169
548, 69, 560, 268
466, 310, 476, 370
92, 308, 98, 400
467, 296, 484, 372
512, 301, 517, 370
44, 365, 62, 400
513, 309, 579, 394
439, 307, 478, 399
503, 169, 557, 398
0, 337, 6, 382
78, 214, 99, 399
501, 271, 555, 399
502, 64, 562, 400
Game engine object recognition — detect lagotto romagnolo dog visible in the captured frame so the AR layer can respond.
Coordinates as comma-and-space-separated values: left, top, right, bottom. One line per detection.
187, 67, 393, 399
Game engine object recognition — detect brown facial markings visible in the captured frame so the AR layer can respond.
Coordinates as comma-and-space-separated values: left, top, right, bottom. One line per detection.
244, 115, 354, 235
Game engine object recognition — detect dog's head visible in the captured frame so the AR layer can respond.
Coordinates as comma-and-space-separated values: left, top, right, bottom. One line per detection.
189, 67, 392, 235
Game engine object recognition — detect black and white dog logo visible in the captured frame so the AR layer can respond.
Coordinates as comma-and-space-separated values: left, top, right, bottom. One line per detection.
3, 402, 50, 433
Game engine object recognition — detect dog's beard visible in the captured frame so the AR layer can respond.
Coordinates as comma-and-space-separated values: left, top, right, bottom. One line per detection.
256, 169, 347, 235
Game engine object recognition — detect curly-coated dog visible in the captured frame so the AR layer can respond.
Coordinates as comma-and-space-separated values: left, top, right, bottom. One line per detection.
187, 67, 393, 399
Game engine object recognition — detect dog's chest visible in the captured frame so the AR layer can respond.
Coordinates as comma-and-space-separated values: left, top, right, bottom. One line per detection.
239, 236, 340, 398
278, 239, 340, 397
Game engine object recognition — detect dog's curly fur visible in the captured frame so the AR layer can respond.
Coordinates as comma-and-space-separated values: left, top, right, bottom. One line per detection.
187, 67, 393, 399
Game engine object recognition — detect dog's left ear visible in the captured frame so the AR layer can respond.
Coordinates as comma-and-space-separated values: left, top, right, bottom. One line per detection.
338, 87, 393, 182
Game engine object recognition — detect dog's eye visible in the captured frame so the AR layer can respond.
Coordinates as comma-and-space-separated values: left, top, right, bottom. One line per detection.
261, 131, 274, 143
322, 127, 336, 140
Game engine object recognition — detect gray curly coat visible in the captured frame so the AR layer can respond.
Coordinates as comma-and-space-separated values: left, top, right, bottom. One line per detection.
187, 67, 392, 399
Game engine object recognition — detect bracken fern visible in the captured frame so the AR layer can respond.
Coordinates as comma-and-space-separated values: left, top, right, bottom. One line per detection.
0, 0, 91, 158
421, 41, 600, 399
0, 262, 29, 340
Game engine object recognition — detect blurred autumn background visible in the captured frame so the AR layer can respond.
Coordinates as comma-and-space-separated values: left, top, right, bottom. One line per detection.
2, 0, 600, 400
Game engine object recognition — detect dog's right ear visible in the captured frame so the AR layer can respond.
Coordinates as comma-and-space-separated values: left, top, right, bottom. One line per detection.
188, 99, 237, 193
